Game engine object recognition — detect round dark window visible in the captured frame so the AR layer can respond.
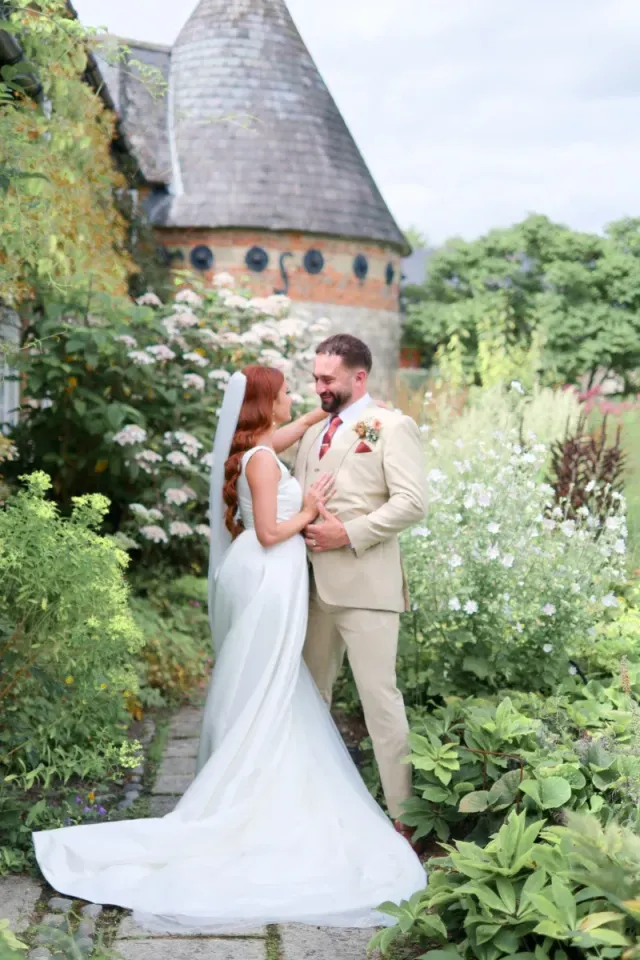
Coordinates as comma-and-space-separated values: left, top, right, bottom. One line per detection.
385, 262, 395, 285
303, 249, 324, 275
189, 245, 214, 271
245, 246, 269, 272
353, 254, 368, 280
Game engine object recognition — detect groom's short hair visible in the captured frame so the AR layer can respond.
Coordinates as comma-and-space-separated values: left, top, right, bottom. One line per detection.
315, 333, 372, 373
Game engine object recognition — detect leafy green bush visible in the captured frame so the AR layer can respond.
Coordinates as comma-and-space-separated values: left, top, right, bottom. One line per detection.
130, 574, 211, 710
373, 810, 640, 960
0, 472, 142, 872
401, 412, 627, 698
400, 681, 640, 847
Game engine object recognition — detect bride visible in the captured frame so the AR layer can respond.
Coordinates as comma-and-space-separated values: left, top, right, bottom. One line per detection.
33, 365, 426, 933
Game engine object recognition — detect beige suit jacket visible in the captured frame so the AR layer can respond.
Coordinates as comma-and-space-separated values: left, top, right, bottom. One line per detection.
294, 404, 426, 613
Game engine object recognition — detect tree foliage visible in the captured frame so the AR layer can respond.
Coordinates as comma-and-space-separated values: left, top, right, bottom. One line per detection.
405, 214, 640, 390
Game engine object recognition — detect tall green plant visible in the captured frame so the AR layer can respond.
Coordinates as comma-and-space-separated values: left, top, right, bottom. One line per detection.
0, 472, 142, 783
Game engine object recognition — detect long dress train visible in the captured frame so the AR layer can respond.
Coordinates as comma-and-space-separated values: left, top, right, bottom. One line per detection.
33, 447, 426, 933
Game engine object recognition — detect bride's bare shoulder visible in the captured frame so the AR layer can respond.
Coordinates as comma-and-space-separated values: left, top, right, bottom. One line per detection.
244, 448, 281, 485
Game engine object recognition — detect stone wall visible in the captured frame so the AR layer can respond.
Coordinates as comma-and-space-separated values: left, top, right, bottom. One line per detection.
297, 301, 400, 397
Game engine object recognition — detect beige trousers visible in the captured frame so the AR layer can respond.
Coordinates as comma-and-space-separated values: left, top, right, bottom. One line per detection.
303, 580, 412, 819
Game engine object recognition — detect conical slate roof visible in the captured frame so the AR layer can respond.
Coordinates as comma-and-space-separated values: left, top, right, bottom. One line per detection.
158, 0, 407, 251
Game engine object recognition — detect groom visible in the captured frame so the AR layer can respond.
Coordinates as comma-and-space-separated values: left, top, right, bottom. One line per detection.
294, 334, 426, 843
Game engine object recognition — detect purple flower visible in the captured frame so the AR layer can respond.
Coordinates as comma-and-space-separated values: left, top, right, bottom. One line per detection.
83, 806, 93, 815
64, 817, 72, 826
75, 795, 83, 804
97, 806, 107, 816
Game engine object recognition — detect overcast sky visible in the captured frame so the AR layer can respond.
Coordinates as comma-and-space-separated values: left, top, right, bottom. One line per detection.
73, 0, 640, 246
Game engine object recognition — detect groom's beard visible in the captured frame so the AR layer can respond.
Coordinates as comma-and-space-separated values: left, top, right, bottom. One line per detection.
320, 389, 351, 413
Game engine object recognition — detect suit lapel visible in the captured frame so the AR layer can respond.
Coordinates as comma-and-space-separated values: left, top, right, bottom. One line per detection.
319, 402, 380, 475
298, 420, 327, 489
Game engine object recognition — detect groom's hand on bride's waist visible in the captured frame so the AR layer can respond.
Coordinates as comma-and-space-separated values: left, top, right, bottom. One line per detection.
304, 503, 351, 552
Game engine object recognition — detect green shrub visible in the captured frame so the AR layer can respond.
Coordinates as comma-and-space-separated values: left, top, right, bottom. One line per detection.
400, 679, 640, 849
130, 574, 211, 710
372, 810, 640, 960
0, 472, 142, 872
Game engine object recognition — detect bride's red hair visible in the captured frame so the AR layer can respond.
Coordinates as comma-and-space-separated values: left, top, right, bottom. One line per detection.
223, 365, 285, 538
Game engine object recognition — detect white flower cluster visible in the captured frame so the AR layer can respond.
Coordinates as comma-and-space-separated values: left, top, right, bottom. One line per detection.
115, 279, 328, 549
113, 425, 147, 446
401, 423, 628, 692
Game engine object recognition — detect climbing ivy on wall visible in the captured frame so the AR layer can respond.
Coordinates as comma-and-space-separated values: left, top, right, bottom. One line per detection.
0, 0, 138, 306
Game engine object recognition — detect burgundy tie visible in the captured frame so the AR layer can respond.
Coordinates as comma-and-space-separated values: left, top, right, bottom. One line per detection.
319, 415, 342, 459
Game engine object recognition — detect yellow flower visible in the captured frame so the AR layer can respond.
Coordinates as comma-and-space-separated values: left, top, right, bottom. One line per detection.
88, 791, 95, 803
65, 675, 74, 684
99, 683, 107, 690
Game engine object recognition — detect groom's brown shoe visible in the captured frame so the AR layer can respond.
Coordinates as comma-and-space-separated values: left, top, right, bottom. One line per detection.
393, 819, 422, 856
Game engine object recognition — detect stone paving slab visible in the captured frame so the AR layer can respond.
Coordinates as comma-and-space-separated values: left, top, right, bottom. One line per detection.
165, 739, 199, 758
116, 915, 267, 939
158, 755, 198, 778
280, 924, 380, 960
116, 938, 266, 960
150, 795, 178, 817
152, 773, 194, 795
169, 709, 204, 739
0, 876, 42, 932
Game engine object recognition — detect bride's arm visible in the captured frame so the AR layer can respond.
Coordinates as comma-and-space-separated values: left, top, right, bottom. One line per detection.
245, 451, 333, 548
272, 406, 326, 454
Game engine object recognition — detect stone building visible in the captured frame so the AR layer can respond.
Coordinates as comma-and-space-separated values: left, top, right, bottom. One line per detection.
96, 0, 409, 387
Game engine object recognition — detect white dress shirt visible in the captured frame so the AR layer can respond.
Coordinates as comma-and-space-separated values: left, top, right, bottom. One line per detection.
314, 393, 372, 454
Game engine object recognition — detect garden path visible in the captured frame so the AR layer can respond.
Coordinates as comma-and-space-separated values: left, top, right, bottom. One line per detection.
1, 704, 381, 960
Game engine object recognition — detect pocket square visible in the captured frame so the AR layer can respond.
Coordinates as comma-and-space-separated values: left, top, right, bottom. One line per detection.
355, 441, 372, 454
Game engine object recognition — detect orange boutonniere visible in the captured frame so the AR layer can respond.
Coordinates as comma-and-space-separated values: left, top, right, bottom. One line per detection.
354, 418, 382, 444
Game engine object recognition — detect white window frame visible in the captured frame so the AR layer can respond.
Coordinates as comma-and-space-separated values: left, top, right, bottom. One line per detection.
0, 308, 20, 434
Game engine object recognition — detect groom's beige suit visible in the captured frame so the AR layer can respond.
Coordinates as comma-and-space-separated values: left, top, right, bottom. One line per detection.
294, 395, 426, 818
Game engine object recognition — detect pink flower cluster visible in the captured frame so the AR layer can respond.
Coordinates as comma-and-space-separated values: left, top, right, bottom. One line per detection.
578, 385, 640, 418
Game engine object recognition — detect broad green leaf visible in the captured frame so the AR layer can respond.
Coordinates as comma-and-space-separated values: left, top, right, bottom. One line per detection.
587, 928, 629, 947
458, 790, 490, 813
421, 786, 451, 803
475, 922, 503, 945
462, 656, 490, 679
578, 911, 625, 932
488, 769, 523, 809
496, 876, 516, 914
528, 893, 565, 926
551, 877, 576, 929
520, 777, 571, 810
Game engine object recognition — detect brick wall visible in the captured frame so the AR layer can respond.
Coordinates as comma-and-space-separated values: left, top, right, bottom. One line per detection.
155, 227, 402, 312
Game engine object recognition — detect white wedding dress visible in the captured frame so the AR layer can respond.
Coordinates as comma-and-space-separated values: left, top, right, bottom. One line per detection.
34, 447, 426, 932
